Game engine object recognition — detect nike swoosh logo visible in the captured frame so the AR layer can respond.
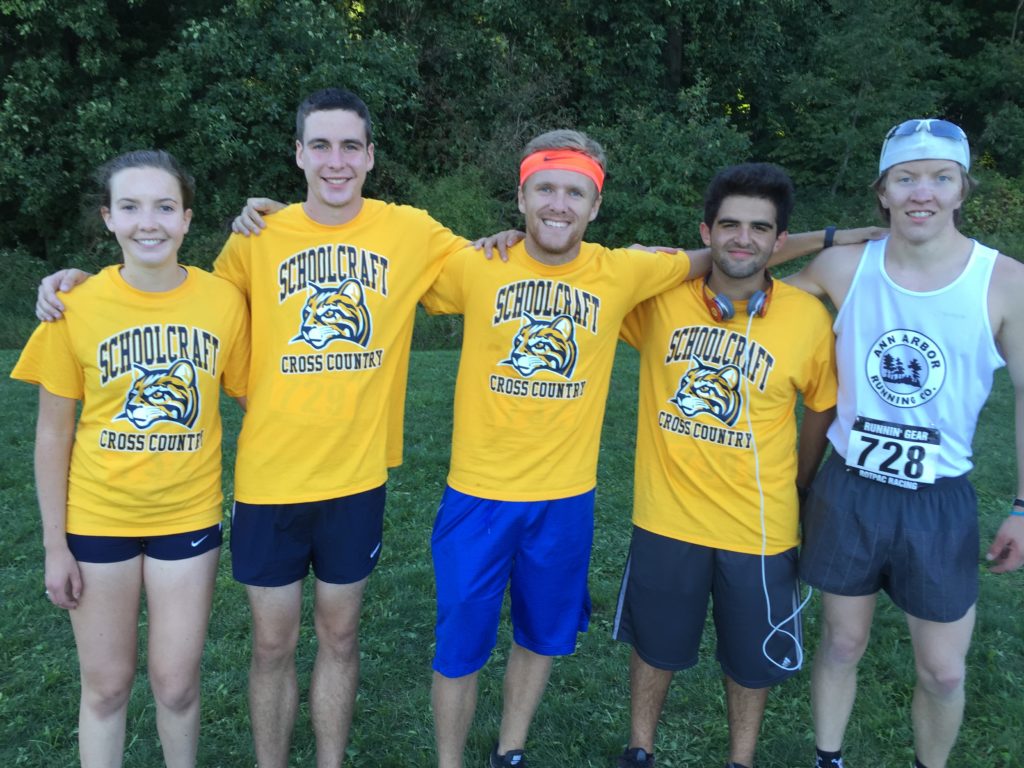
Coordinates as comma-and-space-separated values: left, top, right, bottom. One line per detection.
191, 535, 210, 548
369, 541, 381, 559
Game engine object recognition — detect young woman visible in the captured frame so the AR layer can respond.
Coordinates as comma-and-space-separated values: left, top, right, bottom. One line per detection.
12, 150, 249, 768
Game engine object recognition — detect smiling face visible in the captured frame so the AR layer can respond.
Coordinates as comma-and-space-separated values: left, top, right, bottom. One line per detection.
700, 195, 784, 289
878, 159, 965, 242
517, 169, 601, 265
296, 108, 375, 225
101, 166, 191, 276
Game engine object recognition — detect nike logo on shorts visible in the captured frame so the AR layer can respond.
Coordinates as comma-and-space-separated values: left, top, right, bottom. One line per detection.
191, 535, 209, 548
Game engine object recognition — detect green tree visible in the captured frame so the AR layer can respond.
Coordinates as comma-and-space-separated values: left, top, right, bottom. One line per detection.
0, 0, 419, 267
770, 0, 942, 199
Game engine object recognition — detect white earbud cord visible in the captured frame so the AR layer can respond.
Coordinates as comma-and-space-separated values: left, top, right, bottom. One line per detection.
740, 310, 814, 671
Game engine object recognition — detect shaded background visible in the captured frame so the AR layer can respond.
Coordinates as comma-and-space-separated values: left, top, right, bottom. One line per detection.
3, 0, 1024, 347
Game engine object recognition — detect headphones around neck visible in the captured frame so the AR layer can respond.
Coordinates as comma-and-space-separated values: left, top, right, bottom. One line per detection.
702, 271, 774, 322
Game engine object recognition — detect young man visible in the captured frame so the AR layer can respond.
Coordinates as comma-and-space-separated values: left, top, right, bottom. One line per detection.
419, 129, 705, 768
789, 119, 1024, 768
612, 163, 837, 768
35, 88, 470, 768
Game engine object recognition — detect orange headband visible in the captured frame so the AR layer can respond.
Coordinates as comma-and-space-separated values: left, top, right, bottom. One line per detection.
519, 149, 605, 192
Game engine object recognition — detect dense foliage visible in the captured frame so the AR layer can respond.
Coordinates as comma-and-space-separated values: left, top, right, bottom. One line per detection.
2, 0, 1024, 315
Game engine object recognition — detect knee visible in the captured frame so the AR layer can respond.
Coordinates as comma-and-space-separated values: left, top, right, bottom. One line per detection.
820, 623, 871, 666
917, 658, 966, 698
149, 668, 200, 714
81, 671, 134, 718
314, 614, 359, 661
251, 625, 300, 669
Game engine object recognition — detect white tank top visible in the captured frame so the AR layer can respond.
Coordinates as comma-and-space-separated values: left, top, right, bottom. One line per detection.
828, 237, 1004, 484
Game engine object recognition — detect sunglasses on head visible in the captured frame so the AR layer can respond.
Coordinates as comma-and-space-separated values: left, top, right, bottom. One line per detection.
884, 119, 967, 141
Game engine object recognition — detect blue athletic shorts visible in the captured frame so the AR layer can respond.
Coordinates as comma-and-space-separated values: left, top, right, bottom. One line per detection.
230, 485, 385, 587
431, 485, 594, 678
800, 450, 978, 622
67, 522, 222, 563
613, 526, 803, 688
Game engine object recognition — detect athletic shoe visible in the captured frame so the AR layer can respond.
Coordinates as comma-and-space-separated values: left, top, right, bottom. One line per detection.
488, 745, 527, 767
815, 758, 844, 768
617, 747, 655, 767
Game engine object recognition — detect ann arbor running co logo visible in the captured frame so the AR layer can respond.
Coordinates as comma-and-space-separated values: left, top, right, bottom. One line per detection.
866, 329, 946, 408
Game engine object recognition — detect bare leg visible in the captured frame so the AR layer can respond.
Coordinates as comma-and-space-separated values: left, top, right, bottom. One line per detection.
70, 558, 143, 768
144, 548, 218, 768
310, 577, 368, 768
725, 676, 768, 766
810, 592, 876, 751
433, 670, 480, 768
496, 643, 553, 754
907, 606, 975, 768
627, 649, 673, 753
247, 582, 303, 768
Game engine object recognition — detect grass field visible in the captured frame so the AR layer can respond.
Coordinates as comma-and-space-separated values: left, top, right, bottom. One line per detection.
1, 345, 1022, 768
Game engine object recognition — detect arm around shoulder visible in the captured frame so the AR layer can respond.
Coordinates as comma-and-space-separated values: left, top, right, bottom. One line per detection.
770, 226, 886, 270
36, 269, 93, 322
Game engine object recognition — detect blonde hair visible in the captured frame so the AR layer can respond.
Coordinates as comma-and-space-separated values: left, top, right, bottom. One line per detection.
520, 130, 607, 170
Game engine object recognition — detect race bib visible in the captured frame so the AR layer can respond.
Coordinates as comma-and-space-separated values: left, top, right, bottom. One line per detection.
845, 416, 940, 489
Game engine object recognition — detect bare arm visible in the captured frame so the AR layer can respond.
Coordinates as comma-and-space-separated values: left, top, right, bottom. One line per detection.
769, 226, 886, 269
36, 269, 92, 322
629, 226, 885, 284
673, 226, 885, 284
986, 254, 1024, 573
35, 388, 81, 609
796, 406, 835, 491
231, 197, 287, 236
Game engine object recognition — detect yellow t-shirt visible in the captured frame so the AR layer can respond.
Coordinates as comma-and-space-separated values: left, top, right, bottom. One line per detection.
421, 241, 691, 501
11, 265, 250, 536
621, 279, 837, 554
214, 200, 468, 503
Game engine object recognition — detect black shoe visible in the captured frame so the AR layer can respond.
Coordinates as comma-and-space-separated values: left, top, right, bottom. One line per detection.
617, 747, 655, 767
489, 744, 527, 767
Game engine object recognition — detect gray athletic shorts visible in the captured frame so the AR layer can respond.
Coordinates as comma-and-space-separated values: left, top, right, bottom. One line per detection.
613, 526, 803, 688
799, 451, 978, 622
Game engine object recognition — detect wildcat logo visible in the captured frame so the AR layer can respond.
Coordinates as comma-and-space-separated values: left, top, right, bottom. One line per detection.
500, 313, 578, 378
115, 358, 199, 430
669, 357, 741, 427
292, 279, 372, 350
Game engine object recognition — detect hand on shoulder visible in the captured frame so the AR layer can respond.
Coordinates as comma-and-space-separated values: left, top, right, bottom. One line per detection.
471, 229, 524, 262
231, 197, 286, 236
36, 268, 93, 322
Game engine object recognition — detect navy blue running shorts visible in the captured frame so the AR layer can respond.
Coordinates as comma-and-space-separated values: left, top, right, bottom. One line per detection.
230, 484, 385, 587
613, 526, 803, 688
799, 450, 978, 622
67, 522, 222, 563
